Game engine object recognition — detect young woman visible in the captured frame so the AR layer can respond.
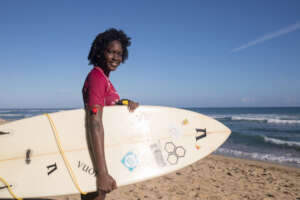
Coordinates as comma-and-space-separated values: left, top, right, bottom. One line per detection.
82, 28, 139, 200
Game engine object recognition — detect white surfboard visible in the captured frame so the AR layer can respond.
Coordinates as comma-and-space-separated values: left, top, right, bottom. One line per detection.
0, 106, 231, 199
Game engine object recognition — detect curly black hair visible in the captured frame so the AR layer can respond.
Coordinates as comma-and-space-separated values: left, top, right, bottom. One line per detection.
88, 28, 131, 68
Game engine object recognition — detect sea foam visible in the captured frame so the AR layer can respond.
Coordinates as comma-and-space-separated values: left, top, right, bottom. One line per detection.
217, 148, 300, 166
228, 114, 300, 124
263, 136, 300, 148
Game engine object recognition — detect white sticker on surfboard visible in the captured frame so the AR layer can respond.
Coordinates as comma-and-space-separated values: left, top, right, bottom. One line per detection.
169, 124, 183, 140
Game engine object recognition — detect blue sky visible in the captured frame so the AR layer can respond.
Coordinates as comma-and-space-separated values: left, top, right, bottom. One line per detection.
0, 0, 300, 108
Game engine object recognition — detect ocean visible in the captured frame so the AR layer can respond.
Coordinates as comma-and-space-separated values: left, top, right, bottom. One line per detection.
1, 107, 299, 168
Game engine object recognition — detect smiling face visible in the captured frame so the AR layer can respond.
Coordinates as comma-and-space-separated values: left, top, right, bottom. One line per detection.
104, 40, 123, 72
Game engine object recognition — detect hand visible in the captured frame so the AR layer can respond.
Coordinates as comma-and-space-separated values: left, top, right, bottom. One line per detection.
97, 173, 117, 193
127, 100, 139, 112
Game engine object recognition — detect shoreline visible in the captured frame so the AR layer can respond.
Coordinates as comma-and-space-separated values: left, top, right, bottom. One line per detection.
0, 118, 7, 125
214, 152, 300, 169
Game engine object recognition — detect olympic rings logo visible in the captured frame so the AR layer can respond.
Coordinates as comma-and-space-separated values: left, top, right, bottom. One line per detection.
164, 142, 186, 165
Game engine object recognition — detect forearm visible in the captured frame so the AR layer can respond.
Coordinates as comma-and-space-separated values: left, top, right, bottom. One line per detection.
89, 111, 108, 175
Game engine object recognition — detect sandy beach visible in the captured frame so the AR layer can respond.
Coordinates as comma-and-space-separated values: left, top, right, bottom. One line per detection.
0, 118, 6, 125
44, 155, 299, 200
1, 119, 299, 200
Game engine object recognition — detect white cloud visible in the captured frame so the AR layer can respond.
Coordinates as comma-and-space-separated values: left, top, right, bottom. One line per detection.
232, 21, 300, 53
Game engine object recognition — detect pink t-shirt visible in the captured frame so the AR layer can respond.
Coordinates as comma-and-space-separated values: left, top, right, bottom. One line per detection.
82, 67, 120, 108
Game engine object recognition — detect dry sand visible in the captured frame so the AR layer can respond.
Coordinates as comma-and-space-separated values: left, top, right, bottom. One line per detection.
1, 118, 299, 200
46, 155, 299, 200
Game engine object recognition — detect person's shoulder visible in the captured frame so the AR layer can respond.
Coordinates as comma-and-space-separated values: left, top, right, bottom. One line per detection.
88, 68, 106, 82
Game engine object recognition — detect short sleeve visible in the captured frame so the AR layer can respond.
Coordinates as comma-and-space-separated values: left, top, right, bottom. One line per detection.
86, 71, 107, 107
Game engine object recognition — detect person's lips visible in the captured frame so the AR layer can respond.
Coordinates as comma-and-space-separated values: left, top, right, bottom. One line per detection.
108, 61, 119, 70
112, 62, 119, 66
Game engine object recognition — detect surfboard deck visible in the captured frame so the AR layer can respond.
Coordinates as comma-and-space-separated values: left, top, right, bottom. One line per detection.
0, 106, 231, 198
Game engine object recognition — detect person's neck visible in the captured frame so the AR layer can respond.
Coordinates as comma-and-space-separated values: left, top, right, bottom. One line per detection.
95, 66, 110, 77
104, 68, 110, 77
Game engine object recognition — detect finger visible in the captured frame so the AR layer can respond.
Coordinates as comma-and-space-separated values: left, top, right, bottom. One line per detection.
134, 102, 139, 110
130, 104, 135, 112
98, 187, 109, 194
127, 102, 131, 111
131, 102, 138, 112
105, 187, 112, 193
99, 188, 108, 194
100, 185, 111, 193
128, 102, 134, 112
112, 180, 117, 189
98, 190, 106, 198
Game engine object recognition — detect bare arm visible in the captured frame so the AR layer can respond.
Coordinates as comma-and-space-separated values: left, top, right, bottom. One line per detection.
87, 107, 116, 193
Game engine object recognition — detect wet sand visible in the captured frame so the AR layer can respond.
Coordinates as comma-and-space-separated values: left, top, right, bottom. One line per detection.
1, 118, 299, 200
0, 118, 6, 125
